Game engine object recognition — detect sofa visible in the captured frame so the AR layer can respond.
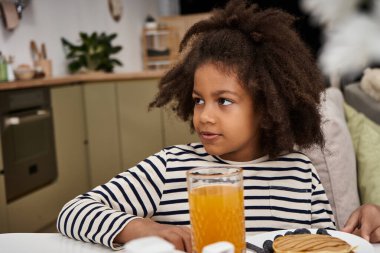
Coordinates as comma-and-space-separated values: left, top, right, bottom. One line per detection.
344, 83, 380, 125
302, 86, 380, 229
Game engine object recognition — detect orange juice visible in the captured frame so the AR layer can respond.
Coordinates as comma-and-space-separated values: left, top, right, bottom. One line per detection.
189, 184, 245, 253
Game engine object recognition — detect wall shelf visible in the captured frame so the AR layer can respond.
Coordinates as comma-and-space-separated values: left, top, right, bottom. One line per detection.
142, 27, 179, 70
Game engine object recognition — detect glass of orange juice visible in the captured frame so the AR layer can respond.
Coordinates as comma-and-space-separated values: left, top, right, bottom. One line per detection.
187, 167, 245, 253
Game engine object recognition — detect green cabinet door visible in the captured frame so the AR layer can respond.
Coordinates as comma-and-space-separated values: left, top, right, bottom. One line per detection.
162, 109, 199, 147
117, 79, 164, 169
83, 82, 123, 187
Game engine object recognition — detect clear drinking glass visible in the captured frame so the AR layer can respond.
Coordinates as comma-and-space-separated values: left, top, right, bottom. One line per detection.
187, 167, 246, 253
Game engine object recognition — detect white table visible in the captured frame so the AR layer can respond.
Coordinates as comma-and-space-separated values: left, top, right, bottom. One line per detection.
0, 233, 113, 253
0, 233, 380, 252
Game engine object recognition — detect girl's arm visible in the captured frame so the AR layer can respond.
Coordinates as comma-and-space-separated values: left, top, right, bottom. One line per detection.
310, 169, 336, 230
114, 217, 192, 252
56, 150, 168, 249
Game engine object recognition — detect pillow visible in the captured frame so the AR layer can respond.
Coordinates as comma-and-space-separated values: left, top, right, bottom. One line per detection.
344, 103, 380, 205
302, 87, 360, 229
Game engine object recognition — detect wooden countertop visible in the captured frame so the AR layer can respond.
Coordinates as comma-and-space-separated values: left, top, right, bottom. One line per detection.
0, 70, 165, 91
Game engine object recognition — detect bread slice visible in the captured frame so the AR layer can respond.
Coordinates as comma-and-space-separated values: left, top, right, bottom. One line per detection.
273, 234, 355, 253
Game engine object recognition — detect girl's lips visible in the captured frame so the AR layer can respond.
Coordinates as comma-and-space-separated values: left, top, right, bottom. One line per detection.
199, 132, 221, 140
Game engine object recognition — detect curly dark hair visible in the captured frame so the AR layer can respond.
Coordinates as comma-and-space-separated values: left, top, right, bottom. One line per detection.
149, 0, 325, 158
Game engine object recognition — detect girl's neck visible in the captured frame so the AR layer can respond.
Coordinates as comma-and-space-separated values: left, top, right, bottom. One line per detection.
219, 146, 266, 162
217, 153, 268, 164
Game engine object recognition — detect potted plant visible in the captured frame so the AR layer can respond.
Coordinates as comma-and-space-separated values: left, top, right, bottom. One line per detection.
61, 32, 123, 73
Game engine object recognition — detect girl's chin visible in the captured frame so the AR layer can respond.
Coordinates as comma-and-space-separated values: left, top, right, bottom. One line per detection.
202, 144, 224, 157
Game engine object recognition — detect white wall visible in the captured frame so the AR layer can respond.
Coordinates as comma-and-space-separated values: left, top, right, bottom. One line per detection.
0, 0, 159, 76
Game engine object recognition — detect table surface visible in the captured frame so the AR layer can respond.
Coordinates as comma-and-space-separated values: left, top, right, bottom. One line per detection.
0, 233, 379, 253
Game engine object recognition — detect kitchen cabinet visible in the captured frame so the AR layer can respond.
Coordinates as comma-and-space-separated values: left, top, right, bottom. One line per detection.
83, 83, 123, 187
117, 79, 198, 168
162, 110, 198, 147
6, 85, 90, 232
0, 133, 8, 233
117, 79, 164, 169
83, 79, 197, 184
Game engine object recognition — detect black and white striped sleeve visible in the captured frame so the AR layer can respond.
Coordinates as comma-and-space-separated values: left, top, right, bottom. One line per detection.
57, 149, 168, 249
310, 166, 336, 230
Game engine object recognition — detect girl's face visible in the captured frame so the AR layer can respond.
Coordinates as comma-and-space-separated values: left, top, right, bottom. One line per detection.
192, 63, 262, 161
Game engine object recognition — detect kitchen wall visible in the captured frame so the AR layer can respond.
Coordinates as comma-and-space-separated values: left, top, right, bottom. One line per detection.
0, 0, 159, 76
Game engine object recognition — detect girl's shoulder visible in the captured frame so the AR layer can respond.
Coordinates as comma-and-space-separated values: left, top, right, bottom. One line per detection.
162, 143, 223, 167
261, 152, 314, 170
162, 142, 208, 157
275, 151, 312, 164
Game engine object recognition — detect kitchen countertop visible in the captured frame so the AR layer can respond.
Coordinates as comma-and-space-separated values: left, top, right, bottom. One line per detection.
0, 70, 165, 91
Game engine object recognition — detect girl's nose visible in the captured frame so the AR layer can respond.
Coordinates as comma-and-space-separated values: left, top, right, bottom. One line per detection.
199, 105, 216, 124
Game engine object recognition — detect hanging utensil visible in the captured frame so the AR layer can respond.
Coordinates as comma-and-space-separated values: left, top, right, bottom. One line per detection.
15, 0, 31, 18
108, 0, 122, 22
0, 1, 19, 30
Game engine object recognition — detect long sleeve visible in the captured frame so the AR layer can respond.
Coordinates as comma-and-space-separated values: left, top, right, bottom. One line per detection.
57, 150, 167, 249
310, 167, 336, 230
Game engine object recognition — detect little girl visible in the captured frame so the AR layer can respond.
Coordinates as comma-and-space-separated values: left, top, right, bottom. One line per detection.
57, 0, 335, 252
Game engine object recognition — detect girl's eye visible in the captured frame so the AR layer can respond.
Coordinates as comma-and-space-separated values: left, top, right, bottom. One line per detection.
193, 97, 204, 105
218, 98, 233, 106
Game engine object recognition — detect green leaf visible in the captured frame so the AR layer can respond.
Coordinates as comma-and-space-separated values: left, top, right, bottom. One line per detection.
110, 46, 122, 54
68, 61, 82, 73
80, 32, 89, 42
90, 32, 97, 41
108, 33, 117, 41
110, 58, 123, 66
61, 37, 74, 47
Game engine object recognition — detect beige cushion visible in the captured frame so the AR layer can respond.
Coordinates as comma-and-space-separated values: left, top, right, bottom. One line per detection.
302, 87, 360, 229
345, 104, 380, 205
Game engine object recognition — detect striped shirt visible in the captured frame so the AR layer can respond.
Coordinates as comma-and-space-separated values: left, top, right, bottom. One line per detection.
57, 143, 335, 249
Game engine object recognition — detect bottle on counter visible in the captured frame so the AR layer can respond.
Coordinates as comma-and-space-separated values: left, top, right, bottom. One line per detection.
0, 52, 8, 82
145, 14, 158, 30
6, 56, 15, 82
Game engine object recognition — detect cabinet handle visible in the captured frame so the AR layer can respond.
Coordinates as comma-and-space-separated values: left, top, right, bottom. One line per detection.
4, 109, 50, 128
